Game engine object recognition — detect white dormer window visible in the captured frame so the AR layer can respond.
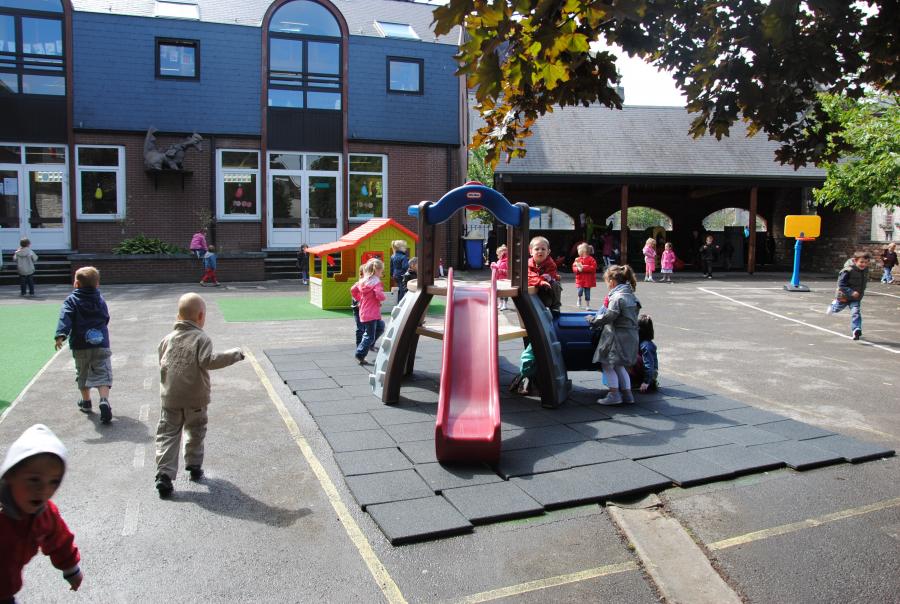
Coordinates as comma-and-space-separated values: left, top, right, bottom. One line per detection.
153, 1, 200, 20
374, 21, 419, 40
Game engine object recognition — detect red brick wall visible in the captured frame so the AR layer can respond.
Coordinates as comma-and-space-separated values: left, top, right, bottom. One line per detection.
70, 254, 265, 284
804, 207, 885, 277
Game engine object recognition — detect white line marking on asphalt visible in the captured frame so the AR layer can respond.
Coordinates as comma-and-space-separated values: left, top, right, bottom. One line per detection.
867, 290, 900, 299
133, 445, 145, 469
0, 347, 66, 425
139, 404, 150, 423
122, 499, 140, 536
699, 287, 900, 354
246, 350, 407, 604
143, 377, 153, 390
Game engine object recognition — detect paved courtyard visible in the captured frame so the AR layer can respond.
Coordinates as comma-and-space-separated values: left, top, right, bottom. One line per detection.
1, 271, 898, 602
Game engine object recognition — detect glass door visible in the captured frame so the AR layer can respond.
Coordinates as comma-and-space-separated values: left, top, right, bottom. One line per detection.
306, 173, 338, 246
24, 166, 68, 249
0, 167, 22, 252
0, 145, 69, 250
267, 152, 341, 248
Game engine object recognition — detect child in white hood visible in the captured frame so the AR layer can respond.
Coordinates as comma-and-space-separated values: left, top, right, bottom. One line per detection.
1, 424, 83, 601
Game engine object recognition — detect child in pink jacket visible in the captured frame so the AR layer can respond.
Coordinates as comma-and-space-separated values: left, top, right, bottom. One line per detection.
490, 244, 510, 310
642, 238, 657, 282
660, 242, 677, 283
351, 258, 386, 364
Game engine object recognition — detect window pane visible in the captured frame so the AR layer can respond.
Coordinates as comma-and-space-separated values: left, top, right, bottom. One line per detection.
0, 1, 62, 12
307, 91, 340, 110
22, 18, 62, 56
307, 155, 338, 171
0, 145, 21, 163
272, 175, 302, 228
29, 170, 63, 228
376, 22, 418, 40
350, 155, 383, 173
0, 15, 14, 53
25, 146, 64, 164
221, 151, 258, 169
0, 169, 20, 229
0, 72, 16, 93
22, 74, 64, 95
389, 60, 420, 92
270, 0, 340, 37
308, 42, 338, 75
269, 88, 303, 108
78, 147, 119, 167
153, 1, 200, 20
159, 43, 196, 77
80, 171, 118, 215
270, 153, 302, 170
270, 38, 302, 73
308, 176, 336, 228
349, 174, 383, 219
223, 173, 257, 215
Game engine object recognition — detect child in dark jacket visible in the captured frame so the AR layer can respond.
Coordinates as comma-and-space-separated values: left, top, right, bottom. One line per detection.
54, 266, 113, 423
297, 244, 309, 285
699, 235, 720, 279
200, 245, 219, 286
401, 257, 418, 297
633, 314, 659, 392
1, 424, 83, 601
390, 240, 410, 303
826, 251, 871, 340
881, 243, 896, 284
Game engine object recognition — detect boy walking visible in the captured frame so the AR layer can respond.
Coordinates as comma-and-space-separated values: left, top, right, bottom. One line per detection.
55, 266, 113, 423
155, 293, 244, 497
13, 238, 38, 296
827, 251, 871, 340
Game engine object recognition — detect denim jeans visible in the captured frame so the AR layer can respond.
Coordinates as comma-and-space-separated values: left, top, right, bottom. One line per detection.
882, 267, 894, 282
352, 305, 363, 346
829, 299, 862, 333
19, 274, 34, 295
576, 287, 591, 302
356, 319, 385, 358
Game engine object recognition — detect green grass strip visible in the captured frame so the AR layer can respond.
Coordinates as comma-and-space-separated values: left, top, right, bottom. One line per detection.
0, 303, 61, 413
217, 295, 446, 323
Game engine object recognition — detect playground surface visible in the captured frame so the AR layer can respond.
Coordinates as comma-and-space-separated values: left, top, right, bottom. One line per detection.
1, 272, 899, 603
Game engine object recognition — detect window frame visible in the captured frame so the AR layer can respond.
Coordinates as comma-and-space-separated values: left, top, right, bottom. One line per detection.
267, 32, 341, 110
216, 148, 261, 221
386, 56, 423, 96
155, 37, 200, 80
74, 144, 125, 220
0, 6, 66, 96
348, 153, 388, 223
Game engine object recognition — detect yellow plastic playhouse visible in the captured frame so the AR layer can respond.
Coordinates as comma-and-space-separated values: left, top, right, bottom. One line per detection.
306, 218, 418, 309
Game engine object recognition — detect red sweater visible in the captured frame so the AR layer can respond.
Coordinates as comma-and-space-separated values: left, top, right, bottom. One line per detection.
1, 500, 80, 598
528, 257, 560, 288
573, 255, 597, 288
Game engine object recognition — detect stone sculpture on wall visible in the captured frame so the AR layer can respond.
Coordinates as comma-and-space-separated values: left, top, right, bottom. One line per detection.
143, 127, 203, 170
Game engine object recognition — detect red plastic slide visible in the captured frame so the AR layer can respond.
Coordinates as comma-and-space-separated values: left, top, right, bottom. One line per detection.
435, 268, 501, 464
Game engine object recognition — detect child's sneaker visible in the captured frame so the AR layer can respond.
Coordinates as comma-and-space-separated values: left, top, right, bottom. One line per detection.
852, 329, 862, 340
622, 390, 635, 404
185, 465, 204, 481
155, 473, 174, 498
99, 399, 112, 424
597, 391, 623, 405
77, 399, 92, 413
826, 303, 836, 315
576, 300, 582, 308
356, 355, 369, 366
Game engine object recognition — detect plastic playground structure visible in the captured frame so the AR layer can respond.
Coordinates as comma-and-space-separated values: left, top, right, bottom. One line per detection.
370, 183, 583, 463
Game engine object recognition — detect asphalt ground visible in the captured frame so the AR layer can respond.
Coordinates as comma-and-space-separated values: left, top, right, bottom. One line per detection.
1, 271, 898, 603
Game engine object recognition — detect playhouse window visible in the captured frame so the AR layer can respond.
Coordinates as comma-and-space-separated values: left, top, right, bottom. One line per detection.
313, 253, 341, 277
348, 154, 386, 222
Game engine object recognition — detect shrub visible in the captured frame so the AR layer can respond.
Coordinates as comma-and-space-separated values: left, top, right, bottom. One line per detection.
113, 235, 187, 255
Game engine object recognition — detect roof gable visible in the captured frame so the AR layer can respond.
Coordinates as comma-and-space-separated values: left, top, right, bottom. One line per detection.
306, 218, 417, 256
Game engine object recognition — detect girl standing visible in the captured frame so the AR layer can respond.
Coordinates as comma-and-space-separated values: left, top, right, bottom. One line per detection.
660, 242, 677, 283
573, 243, 597, 309
490, 244, 510, 310
588, 265, 641, 405
351, 259, 386, 364
881, 242, 896, 283
642, 238, 657, 282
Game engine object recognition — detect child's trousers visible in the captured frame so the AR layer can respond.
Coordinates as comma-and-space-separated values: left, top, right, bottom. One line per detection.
155, 406, 208, 479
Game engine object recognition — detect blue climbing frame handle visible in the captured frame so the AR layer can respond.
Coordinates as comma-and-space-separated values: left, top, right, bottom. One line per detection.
407, 183, 539, 225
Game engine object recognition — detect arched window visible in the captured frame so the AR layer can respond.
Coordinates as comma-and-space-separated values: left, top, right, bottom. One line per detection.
268, 0, 341, 110
530, 206, 575, 230
702, 208, 767, 232
0, 0, 65, 95
606, 208, 673, 231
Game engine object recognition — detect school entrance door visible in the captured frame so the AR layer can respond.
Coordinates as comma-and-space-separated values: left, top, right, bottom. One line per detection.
0, 144, 70, 251
266, 152, 341, 249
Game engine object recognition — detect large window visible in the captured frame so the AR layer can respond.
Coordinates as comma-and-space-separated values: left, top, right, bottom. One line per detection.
387, 57, 422, 94
216, 150, 260, 220
0, 1, 65, 95
156, 38, 199, 79
268, 0, 341, 110
348, 154, 386, 221
76, 146, 125, 219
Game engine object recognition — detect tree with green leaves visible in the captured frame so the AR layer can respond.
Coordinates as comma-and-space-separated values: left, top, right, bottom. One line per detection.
812, 94, 900, 211
433, 0, 897, 168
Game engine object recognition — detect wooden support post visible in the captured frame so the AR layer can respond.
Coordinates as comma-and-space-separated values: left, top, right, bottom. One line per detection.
620, 185, 629, 264
748, 186, 758, 274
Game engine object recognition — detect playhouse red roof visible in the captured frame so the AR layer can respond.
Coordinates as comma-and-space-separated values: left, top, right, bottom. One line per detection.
306, 218, 418, 256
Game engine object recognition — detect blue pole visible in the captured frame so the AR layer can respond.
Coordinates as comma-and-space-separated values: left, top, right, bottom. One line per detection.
791, 239, 802, 287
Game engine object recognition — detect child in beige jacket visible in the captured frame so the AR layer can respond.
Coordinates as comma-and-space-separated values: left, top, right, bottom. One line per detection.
154, 293, 244, 497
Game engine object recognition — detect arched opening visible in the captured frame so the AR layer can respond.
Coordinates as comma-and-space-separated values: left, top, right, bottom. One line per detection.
702, 208, 768, 232
700, 208, 770, 270
605, 207, 673, 231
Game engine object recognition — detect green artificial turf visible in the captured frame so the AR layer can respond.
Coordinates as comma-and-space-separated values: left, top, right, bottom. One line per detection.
0, 303, 62, 413
216, 295, 446, 323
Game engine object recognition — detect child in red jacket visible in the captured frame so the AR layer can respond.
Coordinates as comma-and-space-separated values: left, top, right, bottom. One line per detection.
573, 243, 597, 310
527, 236, 561, 314
1, 424, 82, 601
